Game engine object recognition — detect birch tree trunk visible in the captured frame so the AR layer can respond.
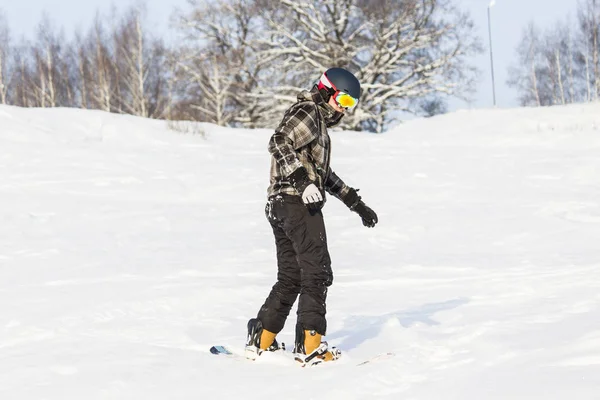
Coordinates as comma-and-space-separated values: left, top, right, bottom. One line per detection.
78, 46, 88, 109
593, 0, 599, 100
19, 57, 28, 107
95, 28, 112, 112
555, 50, 566, 104
567, 26, 575, 103
0, 49, 6, 105
38, 59, 46, 108
135, 16, 146, 117
0, 13, 9, 105
585, 52, 592, 102
45, 43, 56, 107
530, 39, 541, 106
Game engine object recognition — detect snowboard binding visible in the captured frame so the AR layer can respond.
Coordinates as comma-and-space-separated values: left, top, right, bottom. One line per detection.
294, 341, 341, 367
245, 318, 284, 360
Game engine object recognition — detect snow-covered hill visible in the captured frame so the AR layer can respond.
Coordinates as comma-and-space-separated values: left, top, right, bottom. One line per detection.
1, 103, 600, 399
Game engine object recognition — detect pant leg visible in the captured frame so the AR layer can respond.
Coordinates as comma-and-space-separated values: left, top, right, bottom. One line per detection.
258, 195, 333, 336
279, 197, 333, 336
257, 197, 302, 333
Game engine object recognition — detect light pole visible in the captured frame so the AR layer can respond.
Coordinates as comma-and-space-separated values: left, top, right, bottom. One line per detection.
488, 0, 497, 107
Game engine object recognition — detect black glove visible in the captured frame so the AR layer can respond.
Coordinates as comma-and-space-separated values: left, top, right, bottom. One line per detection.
343, 188, 378, 228
353, 200, 378, 228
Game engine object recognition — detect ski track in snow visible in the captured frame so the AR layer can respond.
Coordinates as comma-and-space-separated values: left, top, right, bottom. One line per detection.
1, 104, 600, 399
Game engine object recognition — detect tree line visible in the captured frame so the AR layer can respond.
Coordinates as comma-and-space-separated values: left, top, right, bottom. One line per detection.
0, 0, 481, 133
0, 7, 169, 119
508, 0, 600, 107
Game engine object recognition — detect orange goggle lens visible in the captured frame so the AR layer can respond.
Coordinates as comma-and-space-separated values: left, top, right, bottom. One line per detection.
335, 92, 358, 109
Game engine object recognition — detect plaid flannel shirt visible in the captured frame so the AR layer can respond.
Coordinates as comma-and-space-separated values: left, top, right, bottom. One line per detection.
267, 88, 352, 204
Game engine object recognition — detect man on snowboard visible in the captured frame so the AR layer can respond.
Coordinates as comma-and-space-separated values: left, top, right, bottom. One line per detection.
246, 68, 378, 364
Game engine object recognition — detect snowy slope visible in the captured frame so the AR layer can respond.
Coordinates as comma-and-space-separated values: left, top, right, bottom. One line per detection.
1, 103, 600, 399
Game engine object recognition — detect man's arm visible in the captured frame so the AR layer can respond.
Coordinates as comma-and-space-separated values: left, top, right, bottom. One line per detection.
268, 102, 319, 194
325, 170, 352, 202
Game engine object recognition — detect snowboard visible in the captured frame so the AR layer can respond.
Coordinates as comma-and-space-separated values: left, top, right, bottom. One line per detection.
356, 352, 395, 366
209, 345, 395, 366
210, 345, 297, 365
210, 345, 235, 356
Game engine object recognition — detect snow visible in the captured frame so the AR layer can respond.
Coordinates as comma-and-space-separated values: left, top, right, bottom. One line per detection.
1, 103, 600, 399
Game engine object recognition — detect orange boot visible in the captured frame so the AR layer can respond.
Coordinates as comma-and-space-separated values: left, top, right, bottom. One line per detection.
259, 329, 277, 351
245, 318, 282, 360
298, 330, 341, 364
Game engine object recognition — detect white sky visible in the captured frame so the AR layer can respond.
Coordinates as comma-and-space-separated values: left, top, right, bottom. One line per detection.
0, 0, 581, 111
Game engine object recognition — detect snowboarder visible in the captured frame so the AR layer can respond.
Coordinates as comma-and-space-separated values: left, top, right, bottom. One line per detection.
246, 68, 378, 364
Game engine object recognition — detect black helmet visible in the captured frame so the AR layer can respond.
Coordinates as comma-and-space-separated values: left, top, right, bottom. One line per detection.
317, 68, 361, 100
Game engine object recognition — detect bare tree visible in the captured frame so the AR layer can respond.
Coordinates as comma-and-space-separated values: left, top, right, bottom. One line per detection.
509, 2, 600, 107
113, 8, 147, 116
544, 28, 567, 105
11, 40, 31, 107
251, 0, 481, 132
545, 21, 588, 105
28, 15, 77, 108
508, 23, 546, 106
357, 0, 481, 131
175, 53, 237, 125
565, 20, 577, 103
173, 0, 263, 126
31, 16, 57, 107
75, 12, 120, 113
0, 11, 10, 105
109, 6, 170, 118
145, 39, 170, 118
174, 0, 480, 131
577, 0, 600, 101
90, 15, 115, 112
73, 31, 91, 109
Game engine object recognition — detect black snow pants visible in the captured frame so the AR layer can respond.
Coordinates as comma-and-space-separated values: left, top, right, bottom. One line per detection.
257, 194, 333, 336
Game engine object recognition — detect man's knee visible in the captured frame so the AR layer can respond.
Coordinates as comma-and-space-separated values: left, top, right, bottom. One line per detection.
302, 265, 333, 288
276, 271, 301, 294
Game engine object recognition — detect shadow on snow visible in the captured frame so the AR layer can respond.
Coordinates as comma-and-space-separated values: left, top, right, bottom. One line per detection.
328, 297, 469, 350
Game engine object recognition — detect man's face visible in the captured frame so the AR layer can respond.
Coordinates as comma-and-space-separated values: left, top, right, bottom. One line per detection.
328, 96, 346, 113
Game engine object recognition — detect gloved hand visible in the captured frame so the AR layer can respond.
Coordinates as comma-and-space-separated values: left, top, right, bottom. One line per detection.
343, 188, 378, 228
302, 183, 324, 212
352, 200, 378, 228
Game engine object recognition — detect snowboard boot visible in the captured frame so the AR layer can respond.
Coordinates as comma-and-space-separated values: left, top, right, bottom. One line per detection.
245, 318, 284, 360
293, 328, 341, 366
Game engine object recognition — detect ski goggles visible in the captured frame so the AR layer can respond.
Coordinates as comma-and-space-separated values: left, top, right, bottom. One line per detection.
318, 73, 359, 110
334, 91, 359, 110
